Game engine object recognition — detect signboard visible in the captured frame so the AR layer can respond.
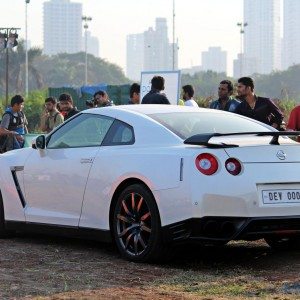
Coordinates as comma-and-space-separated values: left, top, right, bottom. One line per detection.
140, 70, 181, 105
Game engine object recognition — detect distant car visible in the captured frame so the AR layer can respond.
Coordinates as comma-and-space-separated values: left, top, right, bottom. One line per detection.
0, 105, 300, 262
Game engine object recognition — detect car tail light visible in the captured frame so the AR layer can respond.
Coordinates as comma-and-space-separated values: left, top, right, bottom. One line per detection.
225, 158, 242, 176
195, 153, 218, 175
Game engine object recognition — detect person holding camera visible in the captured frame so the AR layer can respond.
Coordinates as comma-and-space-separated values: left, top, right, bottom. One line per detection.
86, 99, 95, 109
40, 97, 64, 133
93, 90, 113, 107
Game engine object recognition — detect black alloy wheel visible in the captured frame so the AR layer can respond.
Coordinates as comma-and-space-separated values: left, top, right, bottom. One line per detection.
112, 184, 164, 262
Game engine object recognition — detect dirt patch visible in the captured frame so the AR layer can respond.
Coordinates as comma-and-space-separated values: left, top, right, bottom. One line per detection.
1, 235, 300, 299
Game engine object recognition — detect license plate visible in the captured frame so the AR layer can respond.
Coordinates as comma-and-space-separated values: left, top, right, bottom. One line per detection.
262, 189, 300, 204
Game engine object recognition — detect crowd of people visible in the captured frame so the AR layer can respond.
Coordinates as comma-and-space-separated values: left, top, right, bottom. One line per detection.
0, 75, 300, 153
140, 75, 287, 131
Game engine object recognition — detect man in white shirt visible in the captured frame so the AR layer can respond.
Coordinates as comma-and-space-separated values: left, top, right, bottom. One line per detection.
182, 85, 198, 107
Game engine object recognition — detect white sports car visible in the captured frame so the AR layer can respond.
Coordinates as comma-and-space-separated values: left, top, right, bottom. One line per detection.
0, 105, 300, 262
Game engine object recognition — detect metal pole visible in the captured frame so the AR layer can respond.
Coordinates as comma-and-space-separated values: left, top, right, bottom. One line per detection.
0, 27, 20, 107
172, 0, 175, 71
240, 30, 243, 77
5, 47, 9, 108
82, 16, 92, 86
25, 0, 29, 97
85, 26, 87, 85
237, 22, 247, 77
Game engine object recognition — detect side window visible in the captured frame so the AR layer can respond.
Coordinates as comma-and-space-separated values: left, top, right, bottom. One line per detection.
102, 119, 135, 146
47, 113, 114, 149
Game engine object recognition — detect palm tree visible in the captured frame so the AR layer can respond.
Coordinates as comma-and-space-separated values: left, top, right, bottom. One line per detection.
0, 40, 44, 96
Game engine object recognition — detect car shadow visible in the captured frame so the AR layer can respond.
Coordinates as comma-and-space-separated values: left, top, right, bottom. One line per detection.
13, 233, 300, 271
167, 240, 300, 272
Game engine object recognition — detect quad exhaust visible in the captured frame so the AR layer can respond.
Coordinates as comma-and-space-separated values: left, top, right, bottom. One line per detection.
202, 220, 236, 238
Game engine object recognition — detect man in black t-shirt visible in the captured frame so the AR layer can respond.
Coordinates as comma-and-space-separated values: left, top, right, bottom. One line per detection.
235, 77, 283, 129
141, 76, 170, 105
58, 93, 80, 121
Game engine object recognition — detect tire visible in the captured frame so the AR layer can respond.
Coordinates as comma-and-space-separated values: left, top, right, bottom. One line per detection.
265, 236, 300, 250
112, 184, 166, 263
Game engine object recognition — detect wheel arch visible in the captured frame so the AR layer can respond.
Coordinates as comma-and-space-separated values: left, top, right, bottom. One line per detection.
109, 178, 161, 233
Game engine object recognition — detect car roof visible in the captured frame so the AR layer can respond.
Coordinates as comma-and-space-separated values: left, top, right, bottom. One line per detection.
83, 104, 229, 116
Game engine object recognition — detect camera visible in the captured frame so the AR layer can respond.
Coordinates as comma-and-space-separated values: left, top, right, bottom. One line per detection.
85, 99, 95, 108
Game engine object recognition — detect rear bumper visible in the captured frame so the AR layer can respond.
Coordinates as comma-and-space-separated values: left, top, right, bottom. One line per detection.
162, 216, 300, 244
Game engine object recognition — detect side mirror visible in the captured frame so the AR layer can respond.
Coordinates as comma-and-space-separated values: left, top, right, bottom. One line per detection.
32, 135, 46, 150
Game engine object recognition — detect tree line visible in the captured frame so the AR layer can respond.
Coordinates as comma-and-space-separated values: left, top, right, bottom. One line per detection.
181, 65, 300, 102
1, 40, 300, 102
1, 41, 300, 131
0, 40, 129, 96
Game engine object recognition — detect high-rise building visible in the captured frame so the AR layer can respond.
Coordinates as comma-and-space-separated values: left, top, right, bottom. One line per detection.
126, 18, 178, 80
201, 47, 227, 74
233, 54, 259, 78
82, 31, 100, 58
282, 0, 300, 70
243, 0, 281, 75
126, 33, 144, 81
43, 0, 82, 55
144, 18, 178, 72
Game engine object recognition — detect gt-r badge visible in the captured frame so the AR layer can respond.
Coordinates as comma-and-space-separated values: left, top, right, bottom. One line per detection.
276, 150, 286, 160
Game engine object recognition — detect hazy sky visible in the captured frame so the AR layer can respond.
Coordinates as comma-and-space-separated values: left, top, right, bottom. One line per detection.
1, 0, 244, 76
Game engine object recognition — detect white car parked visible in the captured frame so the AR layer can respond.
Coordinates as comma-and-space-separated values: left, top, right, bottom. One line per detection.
0, 105, 300, 262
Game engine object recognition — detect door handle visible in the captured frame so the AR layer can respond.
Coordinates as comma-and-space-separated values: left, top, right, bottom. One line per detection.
80, 158, 94, 164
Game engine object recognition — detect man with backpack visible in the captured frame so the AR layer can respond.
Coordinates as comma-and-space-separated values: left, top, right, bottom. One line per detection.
40, 97, 64, 133
0, 94, 28, 152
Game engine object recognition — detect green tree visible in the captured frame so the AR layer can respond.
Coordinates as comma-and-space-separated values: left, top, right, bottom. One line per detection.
23, 89, 48, 132
0, 40, 43, 95
0, 47, 130, 97
181, 71, 233, 99
0, 89, 47, 132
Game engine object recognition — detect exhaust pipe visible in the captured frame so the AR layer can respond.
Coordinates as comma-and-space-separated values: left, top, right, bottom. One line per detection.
221, 221, 236, 237
203, 220, 219, 236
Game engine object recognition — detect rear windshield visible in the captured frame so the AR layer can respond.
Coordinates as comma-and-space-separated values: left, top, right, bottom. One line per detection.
148, 112, 272, 139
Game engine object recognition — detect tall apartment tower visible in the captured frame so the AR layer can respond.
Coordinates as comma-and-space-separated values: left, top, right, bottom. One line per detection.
126, 33, 144, 81
82, 31, 100, 58
43, 0, 82, 55
283, 0, 300, 70
126, 18, 178, 80
143, 18, 178, 72
201, 47, 227, 74
243, 0, 281, 75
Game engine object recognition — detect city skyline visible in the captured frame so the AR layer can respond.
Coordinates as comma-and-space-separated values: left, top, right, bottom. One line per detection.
1, 0, 244, 76
126, 18, 178, 80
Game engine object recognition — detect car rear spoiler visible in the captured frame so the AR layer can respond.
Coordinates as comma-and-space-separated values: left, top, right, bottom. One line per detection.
184, 131, 300, 148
